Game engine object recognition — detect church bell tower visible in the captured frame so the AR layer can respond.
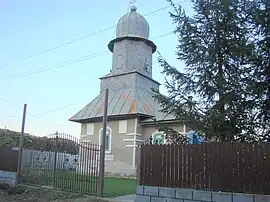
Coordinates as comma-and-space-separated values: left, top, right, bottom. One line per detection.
69, 4, 161, 122
108, 5, 156, 78
100, 5, 158, 92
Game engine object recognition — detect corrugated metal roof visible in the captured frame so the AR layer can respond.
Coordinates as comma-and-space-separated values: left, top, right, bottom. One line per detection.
69, 88, 157, 122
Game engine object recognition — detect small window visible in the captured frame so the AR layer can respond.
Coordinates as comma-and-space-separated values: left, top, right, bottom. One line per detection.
118, 120, 127, 134
144, 57, 150, 72
81, 124, 87, 136
152, 132, 165, 145
99, 127, 112, 153
86, 123, 94, 135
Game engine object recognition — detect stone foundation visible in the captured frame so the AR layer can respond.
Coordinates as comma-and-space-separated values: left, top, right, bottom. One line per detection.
136, 185, 270, 202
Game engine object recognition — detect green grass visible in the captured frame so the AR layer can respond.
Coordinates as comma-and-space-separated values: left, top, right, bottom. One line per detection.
103, 177, 136, 197
21, 170, 136, 197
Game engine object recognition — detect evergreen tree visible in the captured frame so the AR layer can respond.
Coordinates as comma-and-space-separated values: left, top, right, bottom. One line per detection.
154, 0, 257, 142
247, 0, 270, 141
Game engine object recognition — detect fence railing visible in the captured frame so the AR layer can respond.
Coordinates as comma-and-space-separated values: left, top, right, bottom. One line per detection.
20, 133, 101, 195
137, 143, 270, 195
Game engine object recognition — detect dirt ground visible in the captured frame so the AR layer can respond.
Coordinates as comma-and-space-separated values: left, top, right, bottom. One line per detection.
0, 185, 107, 202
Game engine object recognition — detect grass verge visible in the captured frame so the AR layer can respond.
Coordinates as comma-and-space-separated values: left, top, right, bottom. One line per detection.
21, 170, 136, 197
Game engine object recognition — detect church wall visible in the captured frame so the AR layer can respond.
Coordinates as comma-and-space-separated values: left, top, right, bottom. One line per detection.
80, 118, 137, 175
127, 118, 136, 133
139, 122, 186, 141
136, 121, 144, 135
112, 40, 128, 75
135, 74, 159, 91
112, 39, 153, 77
100, 73, 136, 92
100, 71, 159, 93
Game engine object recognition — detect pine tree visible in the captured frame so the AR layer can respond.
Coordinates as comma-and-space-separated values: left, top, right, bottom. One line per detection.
247, 0, 270, 141
154, 0, 257, 142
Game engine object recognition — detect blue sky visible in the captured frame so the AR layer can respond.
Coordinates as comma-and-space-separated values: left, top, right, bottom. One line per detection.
0, 0, 192, 137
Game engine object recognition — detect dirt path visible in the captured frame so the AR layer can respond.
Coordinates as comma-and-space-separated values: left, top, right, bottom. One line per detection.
0, 186, 87, 202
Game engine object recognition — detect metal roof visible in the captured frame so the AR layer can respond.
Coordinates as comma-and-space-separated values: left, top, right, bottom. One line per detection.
69, 88, 159, 122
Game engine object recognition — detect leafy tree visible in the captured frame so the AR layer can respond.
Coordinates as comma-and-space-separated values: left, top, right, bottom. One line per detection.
154, 0, 259, 142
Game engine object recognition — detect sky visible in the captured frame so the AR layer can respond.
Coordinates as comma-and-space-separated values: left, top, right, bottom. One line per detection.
0, 0, 193, 138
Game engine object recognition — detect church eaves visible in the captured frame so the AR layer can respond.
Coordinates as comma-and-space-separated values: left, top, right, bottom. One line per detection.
69, 88, 156, 122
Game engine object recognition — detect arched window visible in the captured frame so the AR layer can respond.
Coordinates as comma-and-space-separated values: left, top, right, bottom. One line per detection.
99, 127, 112, 153
152, 132, 165, 145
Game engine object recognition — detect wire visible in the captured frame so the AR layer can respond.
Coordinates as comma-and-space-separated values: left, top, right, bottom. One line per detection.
32, 101, 85, 117
1, 5, 172, 69
0, 31, 173, 80
1, 79, 124, 120
2, 81, 123, 135
0, 50, 108, 79
0, 96, 23, 110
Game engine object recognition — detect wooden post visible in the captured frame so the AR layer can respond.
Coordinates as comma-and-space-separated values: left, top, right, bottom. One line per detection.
15, 104, 27, 186
98, 88, 109, 197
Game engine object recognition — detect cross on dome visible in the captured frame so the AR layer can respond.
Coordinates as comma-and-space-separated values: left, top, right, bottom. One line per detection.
130, 0, 137, 12
130, 5, 137, 12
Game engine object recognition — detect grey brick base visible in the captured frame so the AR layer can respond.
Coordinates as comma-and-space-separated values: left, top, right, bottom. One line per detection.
136, 185, 270, 202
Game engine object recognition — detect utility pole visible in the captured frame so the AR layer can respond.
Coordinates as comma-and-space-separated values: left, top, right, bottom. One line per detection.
98, 89, 109, 197
15, 104, 27, 185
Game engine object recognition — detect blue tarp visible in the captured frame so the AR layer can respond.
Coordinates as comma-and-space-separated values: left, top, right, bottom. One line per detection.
185, 131, 205, 144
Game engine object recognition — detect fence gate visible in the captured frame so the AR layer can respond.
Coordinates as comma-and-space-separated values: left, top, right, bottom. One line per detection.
20, 132, 100, 195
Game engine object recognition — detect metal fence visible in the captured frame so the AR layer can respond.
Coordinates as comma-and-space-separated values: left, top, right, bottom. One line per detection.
20, 133, 101, 195
137, 143, 270, 195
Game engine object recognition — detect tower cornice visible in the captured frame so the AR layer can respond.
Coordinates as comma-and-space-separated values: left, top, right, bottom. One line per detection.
108, 36, 157, 53
99, 70, 161, 85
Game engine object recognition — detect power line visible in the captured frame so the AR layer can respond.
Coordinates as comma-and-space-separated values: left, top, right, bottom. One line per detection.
1, 87, 114, 133
31, 102, 85, 117
0, 96, 23, 110
0, 50, 108, 79
1, 80, 124, 119
1, 5, 172, 69
0, 32, 173, 80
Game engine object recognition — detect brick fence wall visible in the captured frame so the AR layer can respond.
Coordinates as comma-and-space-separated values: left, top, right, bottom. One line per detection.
136, 185, 270, 202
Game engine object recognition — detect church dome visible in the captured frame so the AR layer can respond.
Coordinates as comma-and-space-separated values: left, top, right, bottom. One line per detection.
116, 5, 150, 39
